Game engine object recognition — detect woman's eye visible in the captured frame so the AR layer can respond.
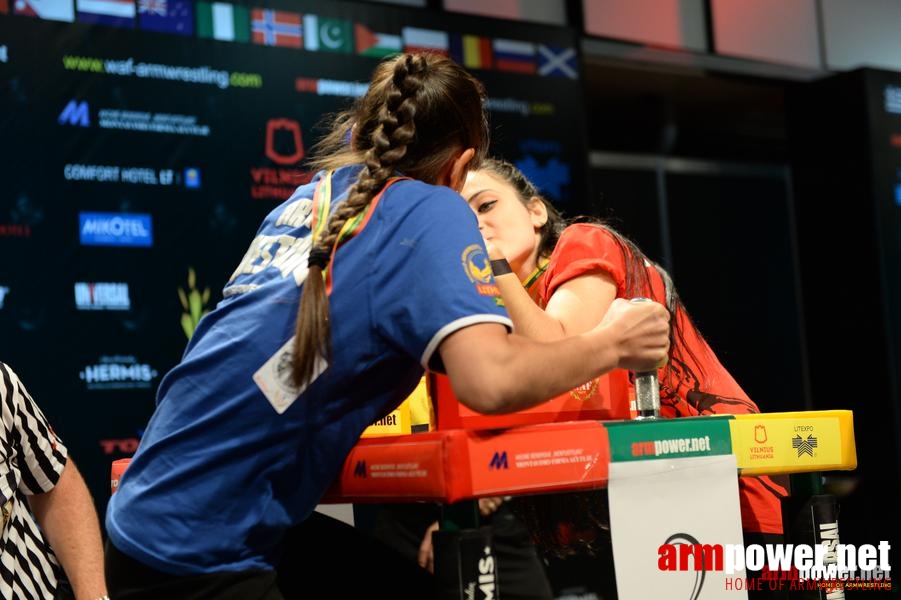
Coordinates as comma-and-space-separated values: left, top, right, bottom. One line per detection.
478, 200, 496, 213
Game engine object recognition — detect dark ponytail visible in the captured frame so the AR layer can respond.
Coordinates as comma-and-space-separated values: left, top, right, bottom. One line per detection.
291, 53, 489, 388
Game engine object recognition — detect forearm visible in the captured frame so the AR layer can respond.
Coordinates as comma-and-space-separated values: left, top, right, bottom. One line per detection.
28, 459, 107, 599
442, 324, 621, 414
440, 298, 669, 414
494, 272, 566, 341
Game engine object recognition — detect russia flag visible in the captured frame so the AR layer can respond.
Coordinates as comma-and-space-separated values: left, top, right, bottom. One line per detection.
493, 38, 536, 75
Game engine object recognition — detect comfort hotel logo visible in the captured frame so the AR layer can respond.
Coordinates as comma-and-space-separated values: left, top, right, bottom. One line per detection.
79, 212, 153, 247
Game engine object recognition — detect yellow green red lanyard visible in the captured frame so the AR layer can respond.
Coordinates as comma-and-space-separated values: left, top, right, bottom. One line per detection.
310, 171, 409, 293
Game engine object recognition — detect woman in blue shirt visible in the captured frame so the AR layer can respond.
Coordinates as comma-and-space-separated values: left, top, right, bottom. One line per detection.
104, 52, 671, 599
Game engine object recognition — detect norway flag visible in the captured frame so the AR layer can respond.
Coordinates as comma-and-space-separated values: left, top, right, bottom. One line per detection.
251, 8, 302, 48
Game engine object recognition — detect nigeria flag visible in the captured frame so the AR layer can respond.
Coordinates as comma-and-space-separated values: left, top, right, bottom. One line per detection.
196, 1, 249, 42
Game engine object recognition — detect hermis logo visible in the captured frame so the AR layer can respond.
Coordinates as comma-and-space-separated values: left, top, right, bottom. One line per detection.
489, 451, 508, 470
353, 460, 367, 478
79, 212, 153, 247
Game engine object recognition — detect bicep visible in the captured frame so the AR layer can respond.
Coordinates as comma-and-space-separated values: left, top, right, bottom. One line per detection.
544, 270, 618, 337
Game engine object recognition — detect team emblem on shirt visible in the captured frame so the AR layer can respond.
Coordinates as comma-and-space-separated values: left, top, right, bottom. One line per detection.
461, 244, 499, 297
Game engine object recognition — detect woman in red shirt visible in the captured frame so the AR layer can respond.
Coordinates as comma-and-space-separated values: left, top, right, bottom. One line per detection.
460, 158, 788, 596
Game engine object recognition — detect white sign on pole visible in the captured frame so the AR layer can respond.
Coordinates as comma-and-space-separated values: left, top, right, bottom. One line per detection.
608, 454, 748, 600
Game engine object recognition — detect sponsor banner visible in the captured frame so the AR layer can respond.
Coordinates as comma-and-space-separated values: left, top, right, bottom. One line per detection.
79, 355, 160, 390
79, 211, 153, 247
61, 54, 263, 89
730, 410, 856, 475
64, 163, 200, 187
74, 282, 131, 310
605, 415, 734, 462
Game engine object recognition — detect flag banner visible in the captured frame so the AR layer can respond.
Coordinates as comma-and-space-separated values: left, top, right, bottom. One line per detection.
251, 7, 302, 48
449, 33, 492, 70
196, 1, 249, 42
303, 15, 352, 54
13, 0, 74, 22
76, 0, 135, 27
138, 0, 193, 36
493, 38, 535, 74
354, 23, 401, 58
537, 44, 577, 79
401, 26, 448, 56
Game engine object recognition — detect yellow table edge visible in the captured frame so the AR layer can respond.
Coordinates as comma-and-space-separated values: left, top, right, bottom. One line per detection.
730, 410, 857, 475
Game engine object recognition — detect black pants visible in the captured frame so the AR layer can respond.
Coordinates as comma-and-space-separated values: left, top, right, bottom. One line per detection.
277, 511, 435, 599
105, 512, 434, 599
105, 539, 282, 599
370, 502, 554, 600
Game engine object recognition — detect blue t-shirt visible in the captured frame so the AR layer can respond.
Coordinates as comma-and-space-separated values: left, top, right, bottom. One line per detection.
105, 166, 510, 575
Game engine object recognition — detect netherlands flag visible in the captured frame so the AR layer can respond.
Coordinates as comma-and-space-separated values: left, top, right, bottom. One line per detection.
76, 0, 135, 27
493, 38, 535, 75
401, 27, 448, 56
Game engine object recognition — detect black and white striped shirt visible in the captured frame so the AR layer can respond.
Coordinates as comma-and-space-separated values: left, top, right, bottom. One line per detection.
0, 362, 68, 600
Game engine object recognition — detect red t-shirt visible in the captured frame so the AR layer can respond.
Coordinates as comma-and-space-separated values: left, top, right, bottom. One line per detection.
538, 223, 786, 534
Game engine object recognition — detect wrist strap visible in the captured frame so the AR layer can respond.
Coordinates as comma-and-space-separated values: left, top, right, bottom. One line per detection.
490, 258, 513, 276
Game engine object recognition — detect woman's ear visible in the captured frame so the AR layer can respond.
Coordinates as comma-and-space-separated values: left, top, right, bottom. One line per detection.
446, 148, 476, 191
527, 196, 549, 229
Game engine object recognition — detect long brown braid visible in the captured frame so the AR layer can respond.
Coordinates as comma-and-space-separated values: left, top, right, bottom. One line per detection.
292, 53, 489, 387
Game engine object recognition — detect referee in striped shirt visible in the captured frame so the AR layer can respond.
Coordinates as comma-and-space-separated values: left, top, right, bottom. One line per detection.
0, 362, 107, 600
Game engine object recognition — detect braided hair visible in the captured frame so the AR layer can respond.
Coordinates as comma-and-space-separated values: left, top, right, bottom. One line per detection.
292, 53, 490, 387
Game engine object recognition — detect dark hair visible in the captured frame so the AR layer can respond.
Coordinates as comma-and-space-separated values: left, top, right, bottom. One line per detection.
475, 157, 706, 397
476, 157, 565, 261
292, 53, 490, 387
479, 158, 718, 558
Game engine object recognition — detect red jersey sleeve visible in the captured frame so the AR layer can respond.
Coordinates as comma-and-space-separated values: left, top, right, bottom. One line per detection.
540, 224, 627, 302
